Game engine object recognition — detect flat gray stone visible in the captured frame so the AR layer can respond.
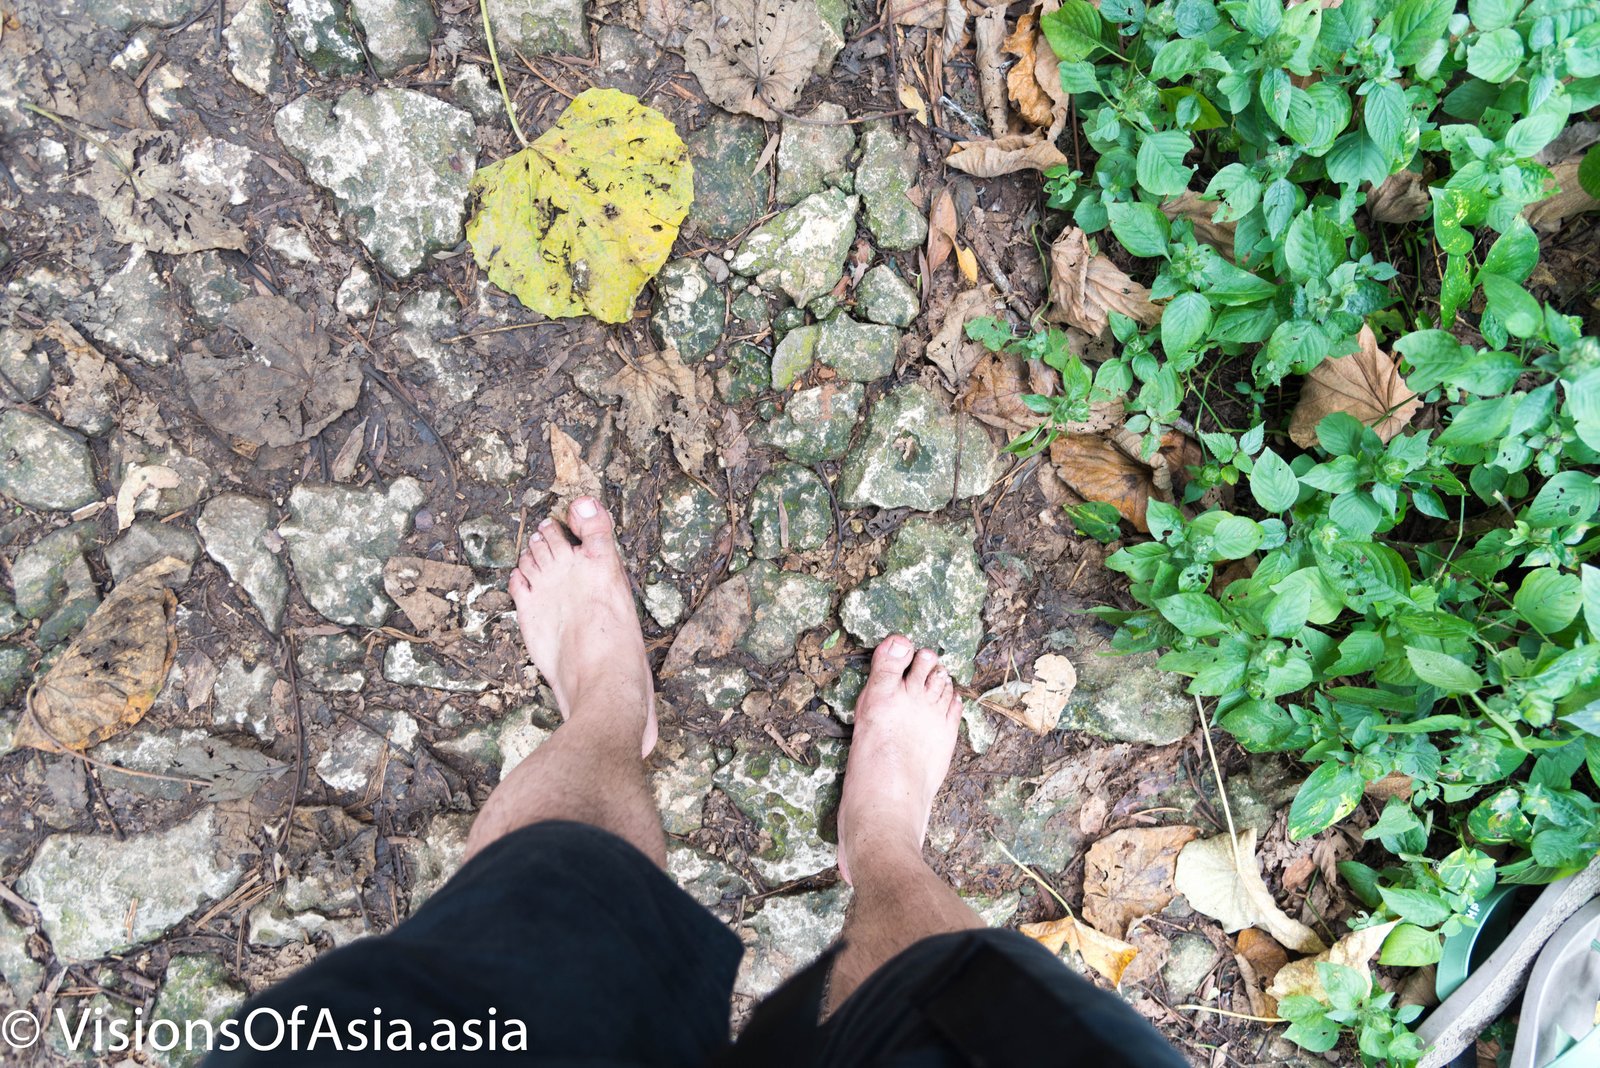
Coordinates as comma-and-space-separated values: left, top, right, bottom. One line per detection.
82, 0, 207, 30
731, 190, 858, 306
1, 327, 50, 402
1059, 649, 1194, 745
348, 0, 435, 76
678, 664, 754, 711
714, 739, 844, 882
750, 464, 832, 559
486, 0, 587, 55
736, 886, 850, 998
405, 811, 475, 908
653, 735, 720, 836
770, 325, 818, 390
668, 843, 750, 908
198, 493, 288, 632
19, 807, 244, 961
12, 523, 95, 620
296, 633, 368, 692
760, 382, 864, 463
279, 477, 425, 626
855, 124, 926, 251
316, 708, 418, 793
384, 640, 487, 692
460, 514, 519, 569
0, 908, 43, 1004
173, 252, 251, 331
105, 519, 198, 584
335, 263, 380, 318
284, 0, 362, 75
685, 115, 768, 241
0, 644, 29, 705
451, 65, 503, 123
396, 288, 476, 404
717, 341, 771, 404
0, 411, 98, 510
658, 477, 726, 572
212, 655, 282, 740
838, 383, 1004, 512
742, 561, 832, 663
274, 89, 477, 278
224, 0, 280, 95
650, 258, 725, 363
85, 248, 182, 365
1162, 933, 1220, 998
777, 103, 854, 204
644, 581, 686, 627
840, 518, 986, 682
855, 265, 919, 327
816, 316, 899, 381
153, 956, 244, 1067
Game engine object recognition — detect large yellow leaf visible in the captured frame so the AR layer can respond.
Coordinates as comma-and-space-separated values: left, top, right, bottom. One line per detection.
466, 88, 694, 323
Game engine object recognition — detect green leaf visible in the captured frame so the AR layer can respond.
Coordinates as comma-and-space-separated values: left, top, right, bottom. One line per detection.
1363, 81, 1410, 161
1157, 592, 1230, 636
1569, 22, 1600, 78
1161, 291, 1212, 358
1579, 145, 1600, 199
1514, 568, 1583, 632
1264, 584, 1312, 638
1330, 630, 1385, 675
1395, 329, 1468, 391
1136, 131, 1196, 196
1288, 762, 1365, 838
1151, 38, 1211, 82
1041, 0, 1108, 62
1250, 448, 1301, 512
1209, 513, 1266, 559
1380, 924, 1445, 966
1526, 471, 1600, 527
1379, 886, 1453, 927
468, 88, 694, 323
1431, 186, 1479, 256
1326, 131, 1391, 189
1338, 860, 1384, 907
1406, 647, 1484, 693
1481, 219, 1539, 283
1479, 271, 1542, 338
1467, 27, 1525, 83
1469, 0, 1521, 32
1385, 0, 1456, 67
1505, 111, 1565, 157
1283, 83, 1351, 154
1106, 200, 1171, 258
1284, 211, 1344, 280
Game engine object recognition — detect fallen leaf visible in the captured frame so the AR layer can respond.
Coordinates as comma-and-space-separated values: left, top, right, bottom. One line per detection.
182, 295, 361, 447
43, 320, 125, 435
898, 83, 928, 126
889, 0, 944, 26
468, 88, 693, 323
1082, 825, 1201, 938
168, 738, 292, 802
925, 285, 998, 390
1235, 927, 1290, 1016
945, 133, 1069, 177
992, 652, 1076, 734
955, 245, 980, 284
1046, 227, 1162, 337
1021, 915, 1139, 986
682, 0, 824, 120
115, 464, 181, 531
15, 557, 183, 753
1266, 920, 1398, 1003
1367, 170, 1431, 224
1161, 191, 1238, 260
1173, 829, 1328, 954
960, 350, 1037, 438
1049, 429, 1197, 532
1004, 9, 1066, 133
926, 187, 958, 273
974, 5, 1009, 135
82, 129, 247, 254
1287, 324, 1421, 448
1365, 771, 1414, 801
329, 418, 369, 482
1525, 158, 1600, 233
546, 424, 603, 520
183, 649, 220, 712
662, 572, 753, 676
383, 556, 475, 635
600, 346, 713, 478
942, 0, 970, 59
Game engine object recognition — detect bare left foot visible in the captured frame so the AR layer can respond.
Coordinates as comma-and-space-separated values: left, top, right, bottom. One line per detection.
506, 497, 657, 757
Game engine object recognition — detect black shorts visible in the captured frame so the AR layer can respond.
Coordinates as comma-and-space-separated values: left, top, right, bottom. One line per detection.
204, 822, 1186, 1067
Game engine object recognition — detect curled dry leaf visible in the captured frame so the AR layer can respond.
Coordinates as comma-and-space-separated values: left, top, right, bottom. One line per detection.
1021, 915, 1139, 986
1235, 927, 1291, 1017
15, 557, 183, 753
1266, 920, 1399, 1003
662, 572, 753, 676
974, 6, 1010, 135
547, 424, 604, 520
889, 0, 944, 27
1367, 170, 1431, 224
1161, 191, 1238, 260
945, 133, 1069, 178
955, 246, 979, 284
927, 187, 958, 273
600, 346, 713, 479
960, 350, 1036, 438
383, 556, 475, 636
1049, 429, 1198, 533
1081, 825, 1201, 939
1287, 324, 1421, 448
115, 464, 181, 531
942, 0, 970, 59
43, 319, 125, 435
1004, 7, 1069, 136
898, 83, 929, 126
925, 285, 998, 390
682, 0, 824, 120
182, 295, 361, 447
1524, 158, 1600, 233
1047, 227, 1162, 338
1008, 653, 1077, 734
1172, 828, 1328, 954
1365, 771, 1414, 801
83, 129, 247, 254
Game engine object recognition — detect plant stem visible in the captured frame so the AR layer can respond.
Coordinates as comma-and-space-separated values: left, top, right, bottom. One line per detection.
478, 0, 529, 148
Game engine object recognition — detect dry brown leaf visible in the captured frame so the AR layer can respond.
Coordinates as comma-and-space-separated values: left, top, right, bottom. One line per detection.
1046, 227, 1162, 337
974, 5, 1009, 135
1525, 158, 1600, 233
955, 246, 979, 284
601, 346, 713, 478
942, 0, 970, 58
889, 0, 944, 26
1173, 829, 1328, 954
1003, 8, 1067, 135
382, 556, 474, 636
1235, 927, 1291, 1017
115, 464, 181, 531
898, 83, 928, 126
1287, 324, 1421, 448
682, 0, 824, 121
1367, 170, 1431, 224
1365, 771, 1414, 801
996, 652, 1076, 734
662, 573, 753, 676
1081, 825, 1201, 938
82, 129, 247, 254
927, 187, 958, 273
960, 351, 1036, 438
329, 418, 369, 482
1021, 915, 1139, 986
1266, 920, 1398, 1003
43, 319, 125, 435
1161, 191, 1238, 260
1048, 430, 1197, 532
15, 557, 183, 753
925, 285, 998, 390
547, 424, 603, 519
945, 133, 1069, 177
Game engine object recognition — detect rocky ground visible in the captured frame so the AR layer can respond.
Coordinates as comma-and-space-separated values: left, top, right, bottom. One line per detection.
0, 1, 1341, 1064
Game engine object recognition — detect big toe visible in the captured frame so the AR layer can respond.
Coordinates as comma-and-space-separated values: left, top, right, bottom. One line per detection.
568, 496, 617, 558
865, 635, 914, 692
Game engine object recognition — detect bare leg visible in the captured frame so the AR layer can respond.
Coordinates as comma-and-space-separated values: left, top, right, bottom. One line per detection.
829, 637, 983, 1010
463, 497, 664, 867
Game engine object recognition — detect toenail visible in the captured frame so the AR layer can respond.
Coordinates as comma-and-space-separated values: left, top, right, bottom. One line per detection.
529, 532, 542, 543
539, 518, 555, 528
884, 636, 910, 658
574, 497, 598, 517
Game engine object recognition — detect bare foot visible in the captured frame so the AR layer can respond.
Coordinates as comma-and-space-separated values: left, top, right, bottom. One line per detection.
836, 636, 962, 885
506, 497, 657, 758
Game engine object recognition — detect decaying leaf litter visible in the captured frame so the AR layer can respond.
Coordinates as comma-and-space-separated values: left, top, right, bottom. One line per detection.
2, 0, 1577, 1060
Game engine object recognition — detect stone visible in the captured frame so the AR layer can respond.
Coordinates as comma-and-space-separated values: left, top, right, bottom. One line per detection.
274, 89, 477, 278
93, 728, 216, 801
335, 263, 380, 318
653, 735, 720, 835
685, 115, 767, 240
735, 886, 850, 998
296, 633, 367, 691
84, 248, 182, 365
384, 641, 487, 692
815, 0, 848, 72
486, 0, 587, 55
822, 665, 864, 724
963, 694, 1001, 755
732, 190, 858, 306
643, 581, 685, 627
105, 519, 198, 584
649, 258, 725, 363
316, 709, 418, 793
815, 316, 899, 381
279, 477, 425, 626
837, 383, 1005, 511
855, 265, 919, 327
594, 24, 657, 95
396, 288, 476, 404
1161, 933, 1219, 998
0, 598, 21, 639
0, 411, 98, 510
716, 342, 771, 404
19, 807, 244, 961
855, 124, 927, 251
1058, 649, 1194, 746
770, 324, 818, 390
12, 523, 95, 620
0, 908, 42, 1003
348, 0, 435, 76
713, 739, 844, 882
1, 327, 50, 402
225, 0, 280, 95
451, 65, 503, 123
462, 431, 520, 483
658, 477, 726, 572
678, 664, 754, 711
212, 655, 282, 740
776, 103, 854, 204
173, 251, 251, 331
266, 224, 319, 264
83, 0, 207, 30
284, 0, 362, 76
742, 562, 832, 663
460, 514, 518, 569
494, 704, 553, 781
405, 811, 474, 907
840, 519, 987, 682
668, 843, 750, 908
153, 956, 244, 1067
198, 493, 288, 632
961, 889, 1022, 928
750, 464, 832, 559
760, 382, 864, 463
0, 645, 27, 705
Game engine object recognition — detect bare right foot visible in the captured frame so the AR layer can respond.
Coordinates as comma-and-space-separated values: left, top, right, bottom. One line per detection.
836, 636, 962, 885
